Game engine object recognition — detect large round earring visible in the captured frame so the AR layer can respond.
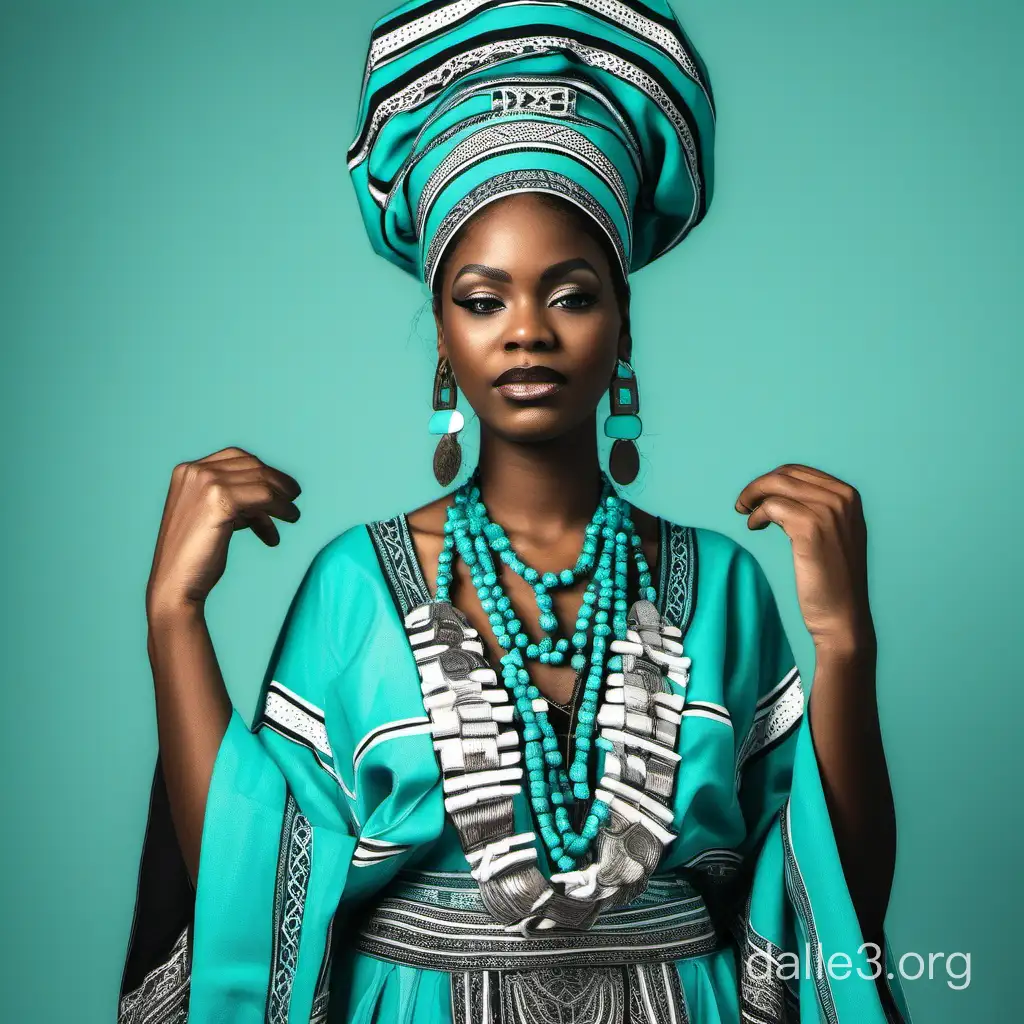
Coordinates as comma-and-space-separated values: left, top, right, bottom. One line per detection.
429, 357, 464, 486
605, 358, 642, 485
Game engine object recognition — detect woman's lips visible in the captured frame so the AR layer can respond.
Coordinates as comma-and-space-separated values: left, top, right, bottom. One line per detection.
495, 381, 564, 400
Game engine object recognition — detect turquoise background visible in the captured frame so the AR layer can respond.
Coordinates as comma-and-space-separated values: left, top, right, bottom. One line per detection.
2, 1, 1020, 1020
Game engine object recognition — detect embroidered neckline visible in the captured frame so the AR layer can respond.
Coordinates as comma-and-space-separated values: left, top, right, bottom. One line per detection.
373, 511, 698, 632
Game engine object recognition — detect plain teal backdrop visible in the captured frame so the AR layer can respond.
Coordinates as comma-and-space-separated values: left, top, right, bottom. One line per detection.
3, 1, 1021, 1020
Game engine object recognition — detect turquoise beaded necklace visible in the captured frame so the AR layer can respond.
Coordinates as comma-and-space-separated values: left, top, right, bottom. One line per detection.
434, 471, 656, 872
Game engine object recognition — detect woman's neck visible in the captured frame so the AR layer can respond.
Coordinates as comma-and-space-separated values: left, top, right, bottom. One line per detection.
475, 415, 604, 539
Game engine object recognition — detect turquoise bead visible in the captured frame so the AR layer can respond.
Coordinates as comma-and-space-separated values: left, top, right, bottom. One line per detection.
428, 408, 465, 435
434, 471, 662, 874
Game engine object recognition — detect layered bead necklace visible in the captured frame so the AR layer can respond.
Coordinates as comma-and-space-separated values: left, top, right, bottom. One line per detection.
434, 471, 656, 872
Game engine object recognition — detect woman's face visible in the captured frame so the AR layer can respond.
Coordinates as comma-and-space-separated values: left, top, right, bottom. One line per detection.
434, 192, 630, 444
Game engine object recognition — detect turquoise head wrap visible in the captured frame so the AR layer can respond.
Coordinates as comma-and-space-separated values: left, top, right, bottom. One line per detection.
348, 1, 716, 290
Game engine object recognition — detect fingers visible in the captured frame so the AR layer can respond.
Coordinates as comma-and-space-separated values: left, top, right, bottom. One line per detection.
207, 464, 302, 505
195, 445, 255, 464
736, 467, 845, 518
744, 494, 816, 532
769, 463, 860, 504
192, 451, 302, 501
244, 512, 281, 547
223, 482, 301, 525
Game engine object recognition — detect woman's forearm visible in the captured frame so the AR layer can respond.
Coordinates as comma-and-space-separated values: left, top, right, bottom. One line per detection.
808, 638, 896, 949
147, 599, 232, 886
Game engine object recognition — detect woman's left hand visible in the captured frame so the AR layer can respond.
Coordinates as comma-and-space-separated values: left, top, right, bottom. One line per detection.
735, 464, 875, 655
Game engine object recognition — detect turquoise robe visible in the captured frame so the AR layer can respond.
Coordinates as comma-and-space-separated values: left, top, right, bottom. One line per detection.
118, 514, 914, 1024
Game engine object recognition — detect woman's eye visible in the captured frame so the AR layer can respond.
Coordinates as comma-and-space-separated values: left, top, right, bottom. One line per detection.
552, 291, 596, 310
455, 296, 504, 315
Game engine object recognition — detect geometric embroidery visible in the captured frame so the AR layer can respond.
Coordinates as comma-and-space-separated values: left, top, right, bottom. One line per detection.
265, 792, 313, 1024
348, 33, 701, 222
116, 925, 190, 1024
492, 85, 576, 114
780, 801, 838, 1024
449, 960, 694, 1022
364, 0, 713, 115
415, 119, 631, 243
656, 521, 697, 637
310, 915, 334, 1024
734, 667, 804, 790
366, 516, 433, 617
423, 166, 627, 290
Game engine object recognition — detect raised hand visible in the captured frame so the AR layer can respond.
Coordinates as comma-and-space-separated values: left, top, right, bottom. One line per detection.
734, 463, 874, 653
146, 446, 301, 618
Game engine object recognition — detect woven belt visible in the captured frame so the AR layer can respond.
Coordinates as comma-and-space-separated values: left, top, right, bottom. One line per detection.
353, 870, 724, 971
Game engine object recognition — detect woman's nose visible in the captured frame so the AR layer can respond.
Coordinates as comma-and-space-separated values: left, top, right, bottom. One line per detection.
502, 301, 557, 353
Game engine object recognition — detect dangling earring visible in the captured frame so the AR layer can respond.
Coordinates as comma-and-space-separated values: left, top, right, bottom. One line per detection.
605, 358, 641, 485
430, 357, 464, 486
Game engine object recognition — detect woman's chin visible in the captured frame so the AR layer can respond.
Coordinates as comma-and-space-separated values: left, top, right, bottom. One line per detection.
485, 412, 594, 446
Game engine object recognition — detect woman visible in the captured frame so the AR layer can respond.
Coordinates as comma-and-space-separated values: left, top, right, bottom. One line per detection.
118, 2, 914, 1022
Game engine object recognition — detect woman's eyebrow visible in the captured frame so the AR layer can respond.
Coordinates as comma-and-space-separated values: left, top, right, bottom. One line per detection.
540, 257, 598, 282
452, 263, 512, 284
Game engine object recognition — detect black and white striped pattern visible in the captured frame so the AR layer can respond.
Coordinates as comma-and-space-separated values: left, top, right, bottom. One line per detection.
352, 837, 414, 869
257, 680, 340, 784
352, 716, 434, 773
360, 0, 714, 118
681, 700, 731, 728
735, 667, 804, 790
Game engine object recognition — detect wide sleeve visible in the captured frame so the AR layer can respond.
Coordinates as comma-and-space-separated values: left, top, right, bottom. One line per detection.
728, 548, 915, 1024
118, 536, 362, 1024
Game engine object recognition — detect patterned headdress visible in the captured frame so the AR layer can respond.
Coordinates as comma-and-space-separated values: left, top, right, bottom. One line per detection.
348, 0, 716, 289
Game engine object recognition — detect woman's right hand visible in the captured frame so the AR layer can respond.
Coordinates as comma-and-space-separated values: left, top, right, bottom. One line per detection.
146, 446, 301, 619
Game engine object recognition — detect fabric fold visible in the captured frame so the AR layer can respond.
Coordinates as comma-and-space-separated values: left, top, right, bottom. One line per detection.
725, 553, 914, 1023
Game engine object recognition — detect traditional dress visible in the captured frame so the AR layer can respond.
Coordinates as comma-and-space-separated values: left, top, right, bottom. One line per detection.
119, 516, 913, 1023
119, 3, 915, 1020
